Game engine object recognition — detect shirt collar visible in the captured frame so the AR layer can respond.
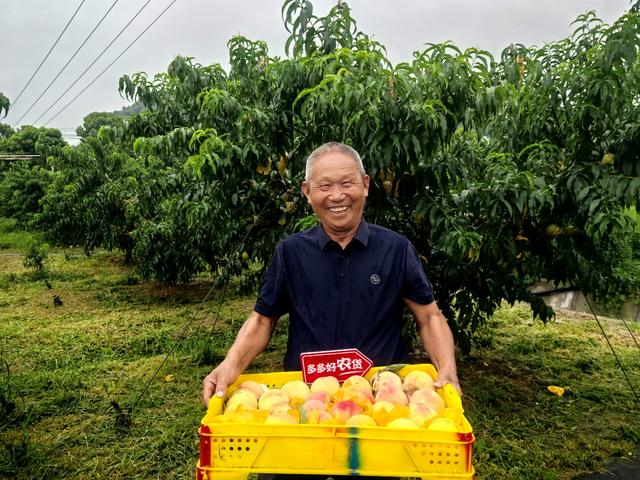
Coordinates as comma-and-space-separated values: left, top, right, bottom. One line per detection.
317, 219, 370, 250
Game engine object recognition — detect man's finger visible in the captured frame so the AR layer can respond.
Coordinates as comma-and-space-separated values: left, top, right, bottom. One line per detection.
202, 376, 218, 406
434, 377, 462, 397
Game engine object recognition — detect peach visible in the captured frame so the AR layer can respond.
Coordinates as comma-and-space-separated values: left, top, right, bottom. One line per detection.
386, 418, 419, 429
308, 390, 332, 405
215, 410, 267, 424
409, 403, 438, 428
300, 399, 328, 416
281, 380, 310, 405
426, 417, 458, 432
331, 400, 364, 424
374, 384, 408, 406
224, 389, 258, 413
264, 412, 298, 425
306, 410, 335, 425
270, 403, 294, 415
334, 386, 374, 410
259, 388, 289, 401
372, 400, 394, 414
299, 399, 328, 423
239, 380, 268, 399
372, 371, 402, 392
342, 375, 373, 395
371, 400, 409, 426
258, 389, 290, 412
402, 370, 434, 395
345, 414, 377, 427
310, 376, 340, 396
410, 387, 445, 413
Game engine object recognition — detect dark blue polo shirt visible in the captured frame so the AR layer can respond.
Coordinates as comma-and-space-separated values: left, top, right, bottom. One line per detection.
254, 220, 435, 371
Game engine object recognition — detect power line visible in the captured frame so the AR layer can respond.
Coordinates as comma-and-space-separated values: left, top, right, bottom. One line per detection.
584, 296, 640, 408
44, 0, 179, 127
127, 198, 272, 421
13, 0, 121, 127
31, 0, 153, 126
10, 0, 87, 110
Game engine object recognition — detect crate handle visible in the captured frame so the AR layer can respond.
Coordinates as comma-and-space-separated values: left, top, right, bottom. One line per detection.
207, 395, 224, 415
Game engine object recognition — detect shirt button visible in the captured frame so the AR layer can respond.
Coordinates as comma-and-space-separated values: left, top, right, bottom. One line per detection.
339, 273, 344, 278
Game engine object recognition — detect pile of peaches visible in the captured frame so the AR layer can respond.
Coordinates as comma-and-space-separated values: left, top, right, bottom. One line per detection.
211, 370, 460, 431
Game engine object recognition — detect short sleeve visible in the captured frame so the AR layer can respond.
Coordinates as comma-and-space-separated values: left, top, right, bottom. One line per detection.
254, 243, 290, 318
401, 240, 435, 304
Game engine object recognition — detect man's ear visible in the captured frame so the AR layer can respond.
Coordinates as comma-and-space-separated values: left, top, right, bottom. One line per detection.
301, 181, 311, 203
363, 174, 370, 197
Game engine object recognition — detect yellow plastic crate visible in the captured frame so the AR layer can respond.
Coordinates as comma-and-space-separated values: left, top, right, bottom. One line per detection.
197, 364, 474, 479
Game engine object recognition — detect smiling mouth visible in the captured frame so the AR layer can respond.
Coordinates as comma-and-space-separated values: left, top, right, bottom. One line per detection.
328, 206, 348, 214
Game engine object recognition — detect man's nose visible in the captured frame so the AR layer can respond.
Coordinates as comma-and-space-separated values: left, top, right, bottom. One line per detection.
328, 184, 346, 198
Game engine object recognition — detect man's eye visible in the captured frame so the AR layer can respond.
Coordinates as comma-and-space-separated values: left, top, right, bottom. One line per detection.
319, 184, 331, 191
341, 181, 354, 188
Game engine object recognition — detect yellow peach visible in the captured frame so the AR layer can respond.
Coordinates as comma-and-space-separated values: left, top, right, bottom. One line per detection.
258, 389, 290, 412
386, 418, 419, 429
310, 376, 340, 396
346, 414, 377, 427
300, 399, 328, 416
239, 380, 268, 399
308, 390, 332, 405
402, 370, 434, 395
372, 371, 402, 392
374, 384, 408, 406
306, 410, 335, 425
410, 387, 445, 413
334, 386, 374, 410
331, 400, 364, 424
371, 400, 409, 426
372, 400, 394, 414
342, 375, 372, 395
426, 417, 458, 432
264, 412, 298, 425
281, 380, 310, 405
409, 403, 438, 428
224, 389, 258, 413
216, 410, 267, 424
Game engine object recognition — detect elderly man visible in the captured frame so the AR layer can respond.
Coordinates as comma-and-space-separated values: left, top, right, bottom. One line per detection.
203, 141, 460, 405
202, 142, 460, 479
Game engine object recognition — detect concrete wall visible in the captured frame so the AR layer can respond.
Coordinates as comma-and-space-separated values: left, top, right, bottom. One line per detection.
532, 284, 640, 322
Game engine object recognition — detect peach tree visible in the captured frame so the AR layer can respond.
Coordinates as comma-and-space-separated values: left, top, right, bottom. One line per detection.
41, 1, 640, 349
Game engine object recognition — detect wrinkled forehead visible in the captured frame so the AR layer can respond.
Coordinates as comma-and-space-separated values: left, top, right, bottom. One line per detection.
310, 152, 363, 181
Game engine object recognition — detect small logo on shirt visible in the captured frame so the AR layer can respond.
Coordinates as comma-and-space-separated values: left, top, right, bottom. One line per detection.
370, 274, 381, 285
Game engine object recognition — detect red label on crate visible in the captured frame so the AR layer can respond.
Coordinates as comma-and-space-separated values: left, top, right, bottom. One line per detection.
300, 348, 373, 384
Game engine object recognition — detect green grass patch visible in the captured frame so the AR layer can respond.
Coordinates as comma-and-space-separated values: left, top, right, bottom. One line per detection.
460, 307, 640, 479
0, 244, 638, 479
0, 217, 43, 251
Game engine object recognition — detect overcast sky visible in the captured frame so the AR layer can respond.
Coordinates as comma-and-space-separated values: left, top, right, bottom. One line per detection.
0, 0, 631, 143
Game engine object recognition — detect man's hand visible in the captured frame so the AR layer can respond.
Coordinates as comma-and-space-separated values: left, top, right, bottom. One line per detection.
201, 311, 278, 407
404, 298, 462, 397
202, 358, 242, 407
433, 366, 461, 397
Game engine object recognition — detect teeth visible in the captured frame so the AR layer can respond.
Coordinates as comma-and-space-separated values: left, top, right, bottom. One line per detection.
329, 206, 348, 213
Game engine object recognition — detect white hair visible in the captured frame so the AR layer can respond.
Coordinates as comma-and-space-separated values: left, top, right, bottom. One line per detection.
304, 142, 366, 182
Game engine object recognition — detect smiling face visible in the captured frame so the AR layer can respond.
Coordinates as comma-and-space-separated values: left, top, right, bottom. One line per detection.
302, 151, 370, 242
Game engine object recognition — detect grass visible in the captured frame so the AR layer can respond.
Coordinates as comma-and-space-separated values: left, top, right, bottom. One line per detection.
0, 218, 43, 251
0, 223, 639, 479
460, 308, 640, 479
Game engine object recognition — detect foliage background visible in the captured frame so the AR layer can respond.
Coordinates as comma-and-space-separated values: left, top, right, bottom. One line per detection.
1, 1, 640, 348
